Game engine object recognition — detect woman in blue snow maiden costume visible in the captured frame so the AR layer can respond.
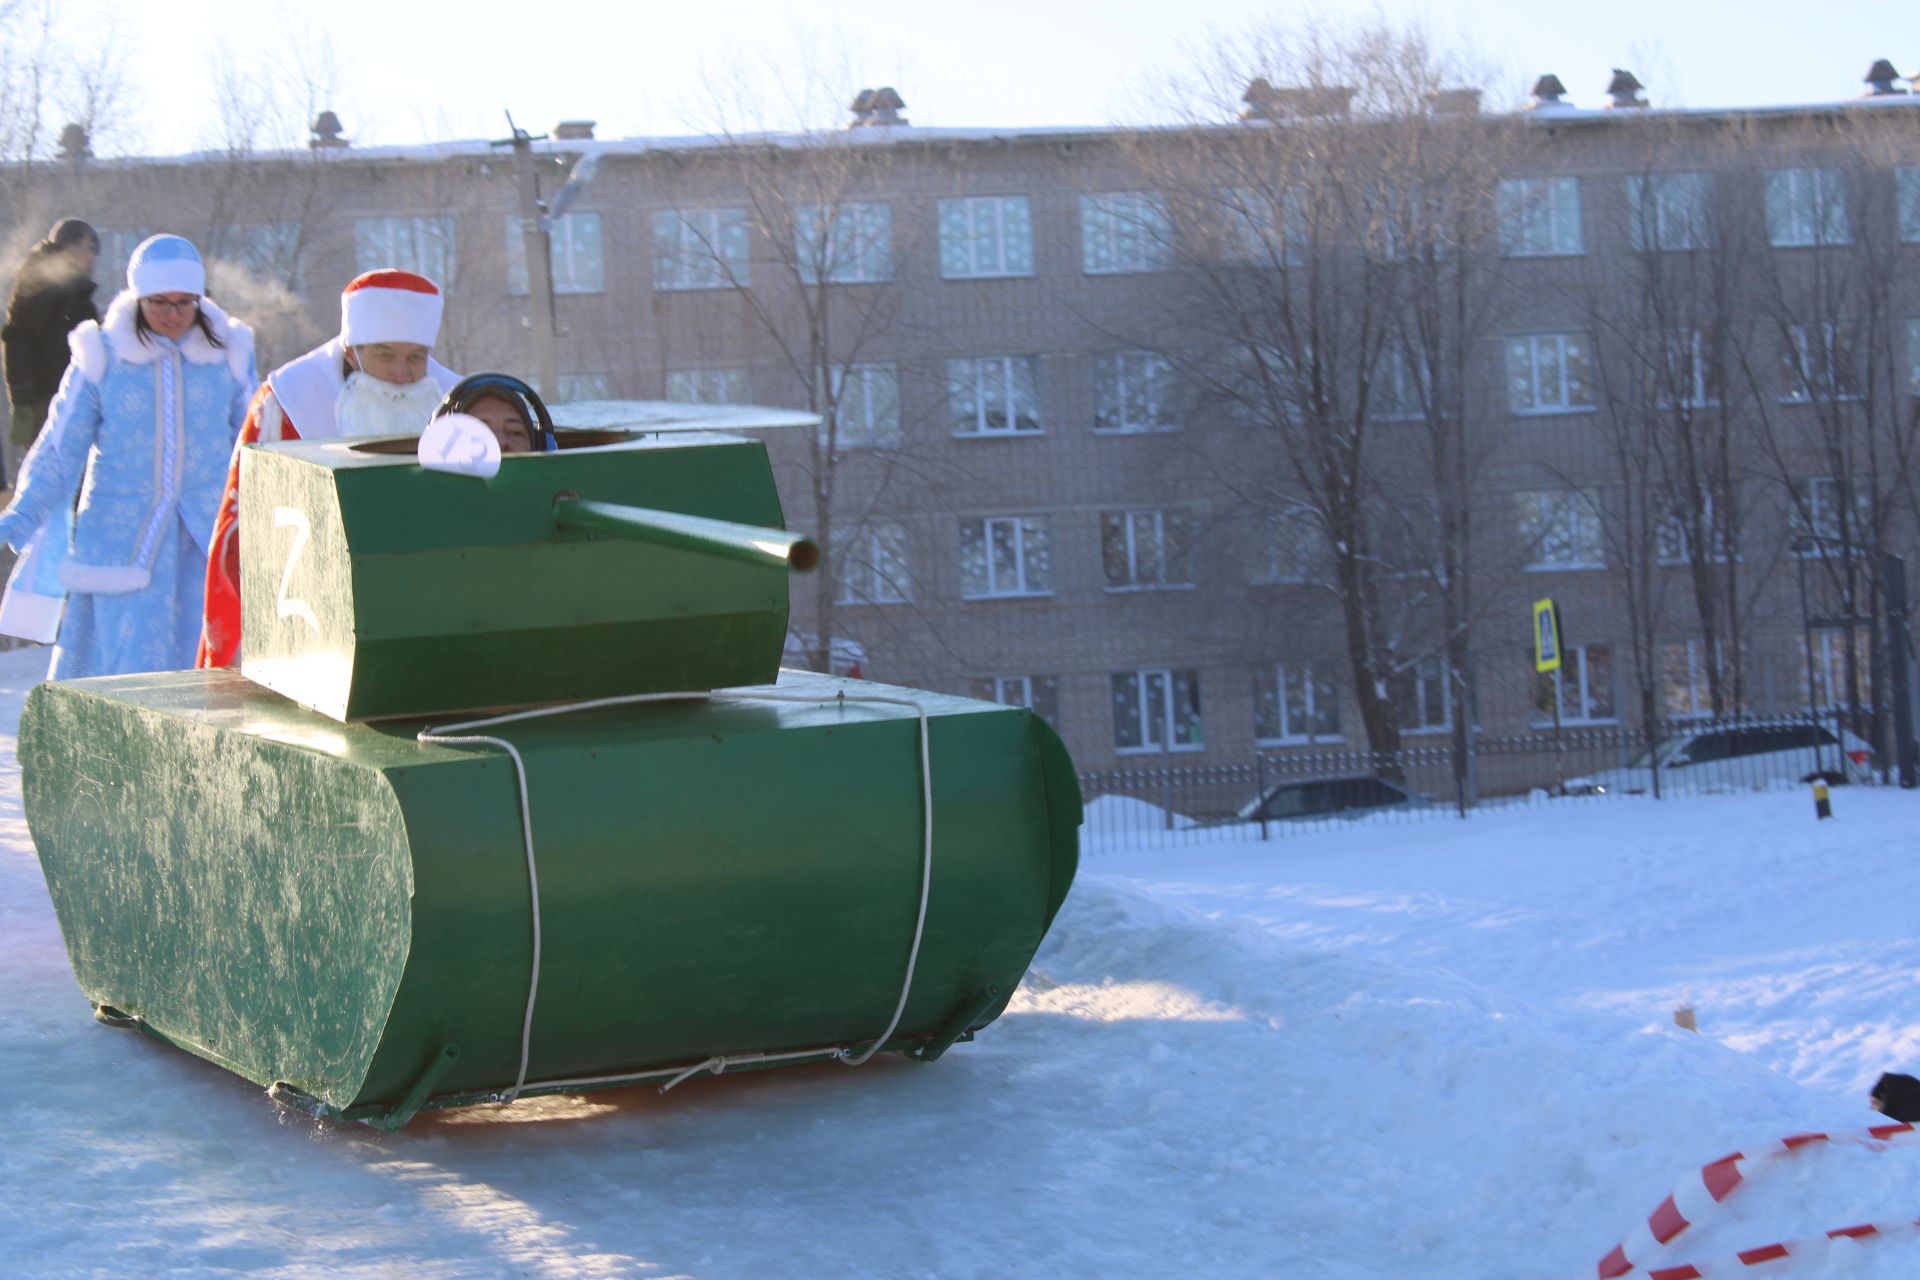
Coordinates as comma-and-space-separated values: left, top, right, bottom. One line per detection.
0, 234, 254, 678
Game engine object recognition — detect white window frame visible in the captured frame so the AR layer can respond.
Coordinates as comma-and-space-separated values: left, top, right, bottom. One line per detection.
1655, 492, 1728, 566
664, 367, 748, 405
555, 373, 611, 402
1253, 662, 1343, 745
1518, 488, 1605, 570
1252, 509, 1328, 585
938, 196, 1034, 279
1789, 476, 1871, 555
506, 211, 605, 295
653, 206, 750, 291
959, 515, 1054, 599
1535, 643, 1617, 726
824, 362, 901, 448
1506, 332, 1594, 415
1654, 328, 1719, 409
1779, 321, 1862, 403
1101, 508, 1193, 590
1081, 192, 1171, 275
1093, 350, 1180, 433
1899, 168, 1920, 244
1111, 666, 1205, 754
947, 355, 1042, 436
836, 522, 912, 606
1805, 626, 1869, 712
1627, 172, 1711, 252
1372, 346, 1430, 421
1661, 639, 1717, 720
1497, 177, 1583, 257
795, 201, 892, 284
1395, 659, 1453, 736
1217, 186, 1306, 267
354, 215, 456, 281
1766, 168, 1851, 247
971, 674, 1060, 726
213, 221, 304, 290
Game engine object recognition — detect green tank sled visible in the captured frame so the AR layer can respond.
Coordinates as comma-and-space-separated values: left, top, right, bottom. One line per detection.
19, 405, 1081, 1128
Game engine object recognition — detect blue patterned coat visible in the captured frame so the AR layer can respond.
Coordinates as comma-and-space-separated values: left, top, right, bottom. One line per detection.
0, 290, 254, 677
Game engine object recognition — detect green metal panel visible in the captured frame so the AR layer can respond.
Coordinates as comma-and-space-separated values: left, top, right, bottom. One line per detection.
22, 667, 1082, 1120
238, 431, 796, 722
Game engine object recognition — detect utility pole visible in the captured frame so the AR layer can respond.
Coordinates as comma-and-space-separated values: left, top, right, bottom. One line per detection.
495, 114, 557, 402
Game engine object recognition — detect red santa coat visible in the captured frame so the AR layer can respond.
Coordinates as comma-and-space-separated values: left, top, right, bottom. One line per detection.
196, 339, 458, 667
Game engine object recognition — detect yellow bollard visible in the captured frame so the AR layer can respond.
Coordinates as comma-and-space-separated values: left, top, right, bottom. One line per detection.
1813, 780, 1832, 820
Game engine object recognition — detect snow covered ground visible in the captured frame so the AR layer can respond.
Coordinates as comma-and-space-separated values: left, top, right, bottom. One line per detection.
3, 640, 1919, 1278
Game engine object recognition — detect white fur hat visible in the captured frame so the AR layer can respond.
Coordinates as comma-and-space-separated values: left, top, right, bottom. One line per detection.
340, 269, 443, 348
127, 234, 205, 297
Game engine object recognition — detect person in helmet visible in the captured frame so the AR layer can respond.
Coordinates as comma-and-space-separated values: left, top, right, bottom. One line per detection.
433, 373, 557, 456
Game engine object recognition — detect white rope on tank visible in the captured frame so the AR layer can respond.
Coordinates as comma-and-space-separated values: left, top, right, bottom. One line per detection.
418, 686, 934, 1103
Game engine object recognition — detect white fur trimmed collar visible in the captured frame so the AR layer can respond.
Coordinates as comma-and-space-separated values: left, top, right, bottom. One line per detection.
69, 289, 254, 384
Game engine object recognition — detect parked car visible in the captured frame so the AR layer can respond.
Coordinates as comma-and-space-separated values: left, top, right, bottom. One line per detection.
1234, 774, 1434, 824
1562, 721, 1874, 797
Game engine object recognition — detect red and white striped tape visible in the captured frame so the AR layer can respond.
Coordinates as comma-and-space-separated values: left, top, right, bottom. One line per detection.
1643, 1215, 1920, 1278
1594, 1121, 1917, 1278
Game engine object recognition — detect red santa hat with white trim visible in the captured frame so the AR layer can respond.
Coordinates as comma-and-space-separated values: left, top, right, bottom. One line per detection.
339, 269, 444, 348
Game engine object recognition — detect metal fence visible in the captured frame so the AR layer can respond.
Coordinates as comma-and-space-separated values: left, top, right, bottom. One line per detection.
1077, 714, 1871, 849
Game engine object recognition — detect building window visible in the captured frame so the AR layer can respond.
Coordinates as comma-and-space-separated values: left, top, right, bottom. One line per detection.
1517, 489, 1605, 569
1656, 493, 1728, 565
1217, 186, 1306, 266
505, 211, 604, 294
795, 201, 891, 284
212, 221, 303, 289
837, 522, 911, 605
1627, 172, 1711, 251
1779, 322, 1862, 402
665, 367, 748, 404
1372, 346, 1430, 420
1392, 659, 1452, 734
1661, 639, 1721, 719
824, 363, 901, 448
1908, 318, 1920, 398
1102, 509, 1194, 589
947, 355, 1042, 435
1765, 168, 1850, 247
1652, 328, 1719, 408
970, 674, 1060, 727
556, 373, 610, 401
1253, 663, 1342, 744
1251, 509, 1328, 585
1534, 643, 1616, 725
1805, 626, 1869, 712
959, 515, 1054, 598
938, 196, 1033, 279
1506, 333, 1593, 414
1497, 177, 1582, 257
1112, 667, 1204, 753
1092, 351, 1179, 433
1789, 476, 1871, 553
1899, 169, 1920, 243
652, 207, 750, 290
355, 215, 455, 281
1081, 192, 1171, 274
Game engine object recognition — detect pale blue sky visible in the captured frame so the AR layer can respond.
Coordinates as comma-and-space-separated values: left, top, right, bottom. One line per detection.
93, 0, 1915, 154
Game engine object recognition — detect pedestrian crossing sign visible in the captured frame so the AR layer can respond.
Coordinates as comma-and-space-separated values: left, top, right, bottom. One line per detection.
1533, 598, 1562, 673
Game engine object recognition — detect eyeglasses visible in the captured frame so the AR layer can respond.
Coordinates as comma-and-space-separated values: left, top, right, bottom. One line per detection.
142, 295, 200, 313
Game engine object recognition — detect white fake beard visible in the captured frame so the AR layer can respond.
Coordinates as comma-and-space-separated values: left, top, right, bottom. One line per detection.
334, 370, 444, 438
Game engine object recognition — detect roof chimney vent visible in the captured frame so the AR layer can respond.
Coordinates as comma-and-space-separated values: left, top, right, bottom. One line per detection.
1606, 69, 1648, 109
1428, 88, 1482, 116
310, 110, 349, 149
553, 120, 597, 140
848, 87, 908, 128
56, 122, 90, 162
1240, 78, 1356, 121
1528, 74, 1571, 111
1865, 58, 1907, 95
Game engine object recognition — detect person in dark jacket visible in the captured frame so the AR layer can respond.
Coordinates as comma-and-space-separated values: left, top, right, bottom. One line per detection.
1, 218, 101, 484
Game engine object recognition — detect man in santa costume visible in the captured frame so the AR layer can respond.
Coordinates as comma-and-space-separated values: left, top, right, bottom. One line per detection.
196, 269, 461, 666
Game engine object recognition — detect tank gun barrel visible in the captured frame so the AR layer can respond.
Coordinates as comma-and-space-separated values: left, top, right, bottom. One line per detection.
552, 494, 819, 573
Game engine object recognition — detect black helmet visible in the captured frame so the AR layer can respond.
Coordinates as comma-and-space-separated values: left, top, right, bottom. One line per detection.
433, 372, 557, 453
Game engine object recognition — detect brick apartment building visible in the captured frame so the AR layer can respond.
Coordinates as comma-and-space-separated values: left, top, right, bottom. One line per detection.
9, 61, 1920, 779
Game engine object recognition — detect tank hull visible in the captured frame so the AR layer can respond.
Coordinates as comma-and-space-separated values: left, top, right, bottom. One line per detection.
21, 667, 1080, 1122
